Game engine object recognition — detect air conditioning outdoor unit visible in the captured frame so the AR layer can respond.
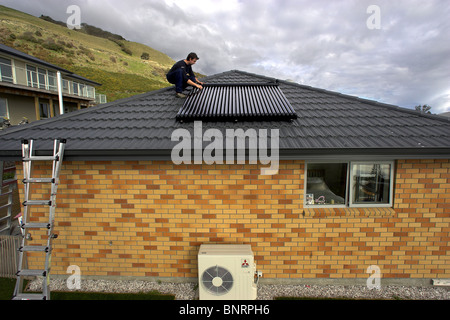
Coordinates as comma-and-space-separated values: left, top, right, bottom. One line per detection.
198, 244, 261, 300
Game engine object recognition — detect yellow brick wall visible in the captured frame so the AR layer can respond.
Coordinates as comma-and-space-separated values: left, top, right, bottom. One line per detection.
16, 159, 449, 280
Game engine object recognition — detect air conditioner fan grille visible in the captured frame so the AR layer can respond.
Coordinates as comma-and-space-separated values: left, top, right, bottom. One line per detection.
201, 265, 233, 296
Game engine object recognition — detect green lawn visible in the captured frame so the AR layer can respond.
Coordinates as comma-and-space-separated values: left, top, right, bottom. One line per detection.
0, 278, 19, 300
0, 277, 174, 300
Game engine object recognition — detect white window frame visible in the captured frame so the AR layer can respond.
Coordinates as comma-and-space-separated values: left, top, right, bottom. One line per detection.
349, 161, 394, 208
26, 64, 36, 87
0, 57, 14, 83
304, 161, 349, 208
304, 160, 394, 208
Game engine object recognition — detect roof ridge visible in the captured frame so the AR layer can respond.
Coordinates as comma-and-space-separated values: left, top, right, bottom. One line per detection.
202, 69, 278, 83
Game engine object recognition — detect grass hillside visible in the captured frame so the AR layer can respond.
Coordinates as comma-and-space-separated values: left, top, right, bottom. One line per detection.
0, 5, 177, 102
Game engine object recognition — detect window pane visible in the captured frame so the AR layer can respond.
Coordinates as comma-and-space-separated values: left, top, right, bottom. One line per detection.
79, 84, 86, 97
352, 163, 391, 204
53, 102, 60, 116
0, 98, 8, 117
38, 68, 47, 89
27, 65, 37, 87
72, 82, 79, 95
62, 79, 69, 93
306, 163, 347, 205
40, 103, 50, 118
0, 57, 13, 83
48, 71, 57, 91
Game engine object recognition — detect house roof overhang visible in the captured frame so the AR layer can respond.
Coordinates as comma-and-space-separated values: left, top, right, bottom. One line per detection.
0, 70, 449, 162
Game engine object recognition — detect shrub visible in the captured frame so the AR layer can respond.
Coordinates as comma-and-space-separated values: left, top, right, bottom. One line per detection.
19, 31, 39, 43
121, 47, 132, 55
42, 38, 64, 51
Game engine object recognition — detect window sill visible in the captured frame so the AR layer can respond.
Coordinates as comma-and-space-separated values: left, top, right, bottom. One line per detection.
303, 207, 395, 218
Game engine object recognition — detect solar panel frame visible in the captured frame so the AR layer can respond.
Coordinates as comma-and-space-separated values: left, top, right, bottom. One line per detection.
176, 83, 297, 122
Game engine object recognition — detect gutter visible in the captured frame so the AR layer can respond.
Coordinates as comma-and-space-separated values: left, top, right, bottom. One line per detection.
1, 148, 449, 162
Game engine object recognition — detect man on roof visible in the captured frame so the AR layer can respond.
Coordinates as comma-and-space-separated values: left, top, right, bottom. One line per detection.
166, 52, 204, 98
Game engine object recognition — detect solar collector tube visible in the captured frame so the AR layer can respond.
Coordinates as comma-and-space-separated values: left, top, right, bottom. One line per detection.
222, 86, 230, 118
218, 86, 227, 117
255, 86, 271, 117
212, 86, 224, 118
265, 86, 284, 116
261, 85, 279, 117
212, 86, 223, 118
199, 86, 213, 118
181, 88, 201, 119
248, 86, 259, 117
271, 86, 296, 117
237, 86, 244, 117
245, 86, 258, 117
230, 86, 237, 117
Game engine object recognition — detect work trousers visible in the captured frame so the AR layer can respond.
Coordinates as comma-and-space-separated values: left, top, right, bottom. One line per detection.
166, 68, 196, 93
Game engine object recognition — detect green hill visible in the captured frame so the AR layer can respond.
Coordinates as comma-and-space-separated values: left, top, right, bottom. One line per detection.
0, 5, 177, 102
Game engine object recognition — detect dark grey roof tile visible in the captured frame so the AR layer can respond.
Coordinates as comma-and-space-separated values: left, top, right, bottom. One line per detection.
0, 70, 449, 159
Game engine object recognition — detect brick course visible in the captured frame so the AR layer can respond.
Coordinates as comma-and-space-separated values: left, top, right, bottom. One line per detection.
16, 159, 449, 280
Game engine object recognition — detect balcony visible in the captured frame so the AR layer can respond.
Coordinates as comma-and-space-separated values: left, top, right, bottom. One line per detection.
0, 58, 106, 104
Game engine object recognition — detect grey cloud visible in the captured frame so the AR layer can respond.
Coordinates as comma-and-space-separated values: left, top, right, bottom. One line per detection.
2, 0, 449, 113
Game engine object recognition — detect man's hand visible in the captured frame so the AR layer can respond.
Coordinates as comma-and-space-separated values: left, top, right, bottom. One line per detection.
196, 84, 203, 90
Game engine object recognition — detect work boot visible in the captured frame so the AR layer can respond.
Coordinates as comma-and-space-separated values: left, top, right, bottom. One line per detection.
176, 92, 187, 98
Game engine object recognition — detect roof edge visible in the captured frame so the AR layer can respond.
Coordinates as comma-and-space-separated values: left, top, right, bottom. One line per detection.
2, 147, 449, 162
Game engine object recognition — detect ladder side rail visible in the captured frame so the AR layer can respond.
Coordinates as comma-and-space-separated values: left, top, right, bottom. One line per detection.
14, 141, 31, 297
49, 140, 65, 224
0, 161, 14, 233
53, 140, 66, 183
51, 139, 58, 184
13, 139, 65, 300
0, 161, 3, 187
0, 184, 14, 233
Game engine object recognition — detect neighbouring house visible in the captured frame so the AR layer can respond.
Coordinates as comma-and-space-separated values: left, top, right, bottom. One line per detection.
0, 70, 449, 285
0, 43, 106, 127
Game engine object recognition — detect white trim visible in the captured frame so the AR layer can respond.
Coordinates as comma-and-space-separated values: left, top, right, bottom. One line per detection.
304, 160, 395, 209
11, 59, 17, 84
349, 161, 394, 208
304, 161, 349, 208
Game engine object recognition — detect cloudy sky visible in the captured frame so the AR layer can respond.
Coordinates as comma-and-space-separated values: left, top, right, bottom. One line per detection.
3, 0, 450, 113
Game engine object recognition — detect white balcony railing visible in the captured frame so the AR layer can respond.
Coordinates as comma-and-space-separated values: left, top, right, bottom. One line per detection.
0, 60, 102, 102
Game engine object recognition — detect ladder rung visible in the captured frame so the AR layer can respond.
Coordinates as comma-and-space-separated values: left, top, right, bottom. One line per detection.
0, 215, 11, 223
23, 200, 52, 206
12, 293, 47, 300
0, 190, 14, 197
23, 155, 59, 162
17, 269, 47, 277
2, 178, 16, 187
21, 222, 52, 229
19, 246, 50, 253
23, 178, 55, 184
0, 203, 12, 211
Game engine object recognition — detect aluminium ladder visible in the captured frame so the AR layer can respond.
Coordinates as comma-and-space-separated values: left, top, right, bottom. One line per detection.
12, 139, 66, 300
